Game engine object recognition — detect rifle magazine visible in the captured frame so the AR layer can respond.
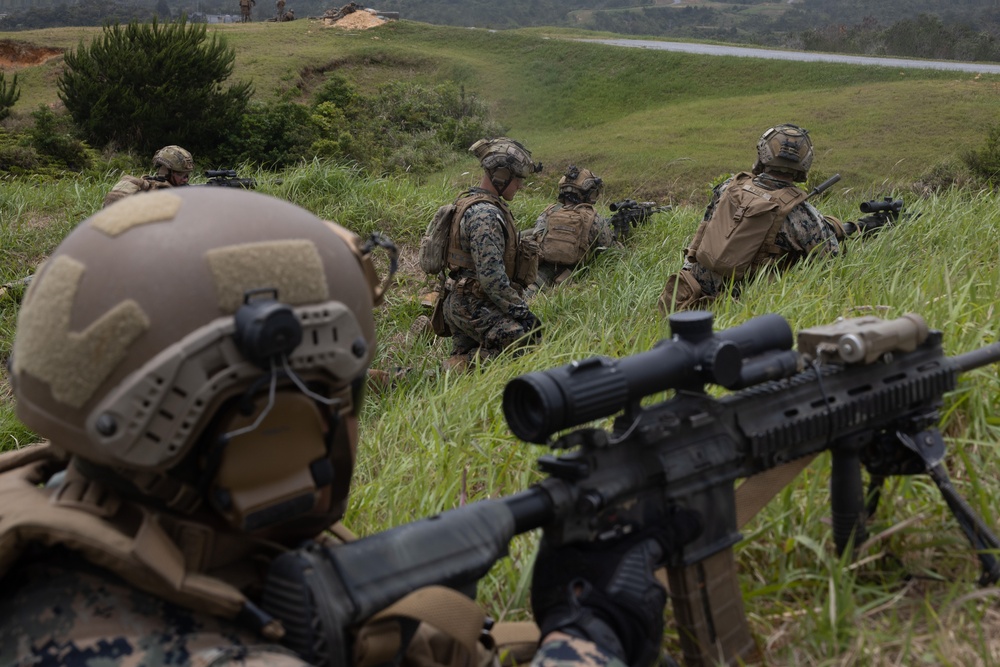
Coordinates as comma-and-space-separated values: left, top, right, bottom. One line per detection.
667, 549, 761, 666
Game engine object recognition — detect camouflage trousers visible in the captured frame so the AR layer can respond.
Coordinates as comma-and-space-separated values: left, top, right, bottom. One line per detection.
442, 287, 534, 360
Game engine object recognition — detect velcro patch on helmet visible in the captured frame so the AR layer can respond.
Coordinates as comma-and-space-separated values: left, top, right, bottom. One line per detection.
13, 255, 151, 408
206, 240, 330, 313
91, 191, 183, 237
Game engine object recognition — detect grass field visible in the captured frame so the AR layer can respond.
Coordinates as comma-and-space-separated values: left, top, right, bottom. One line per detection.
3, 18, 1000, 666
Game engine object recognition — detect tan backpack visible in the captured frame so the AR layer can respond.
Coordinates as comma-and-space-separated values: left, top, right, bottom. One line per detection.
419, 203, 459, 275
690, 172, 808, 280
536, 204, 597, 266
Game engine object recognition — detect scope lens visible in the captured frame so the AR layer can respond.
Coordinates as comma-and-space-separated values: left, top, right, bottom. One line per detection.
503, 374, 565, 444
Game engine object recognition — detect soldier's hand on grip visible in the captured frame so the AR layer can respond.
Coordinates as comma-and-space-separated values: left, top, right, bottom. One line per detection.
529, 513, 697, 667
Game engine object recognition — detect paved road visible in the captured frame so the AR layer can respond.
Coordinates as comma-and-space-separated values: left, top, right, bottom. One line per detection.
579, 38, 1000, 75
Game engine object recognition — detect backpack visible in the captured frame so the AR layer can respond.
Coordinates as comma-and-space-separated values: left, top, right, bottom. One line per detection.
537, 204, 597, 266
418, 203, 458, 275
690, 172, 807, 280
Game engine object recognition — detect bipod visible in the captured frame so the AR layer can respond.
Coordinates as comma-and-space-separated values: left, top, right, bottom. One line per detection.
895, 429, 1000, 586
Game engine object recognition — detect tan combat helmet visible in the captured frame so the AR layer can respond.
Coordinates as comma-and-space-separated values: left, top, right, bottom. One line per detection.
10, 188, 388, 542
558, 165, 603, 204
470, 137, 542, 193
752, 124, 814, 182
153, 145, 194, 177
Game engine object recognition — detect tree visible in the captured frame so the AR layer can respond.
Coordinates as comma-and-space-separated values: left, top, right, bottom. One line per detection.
0, 73, 20, 122
57, 18, 253, 158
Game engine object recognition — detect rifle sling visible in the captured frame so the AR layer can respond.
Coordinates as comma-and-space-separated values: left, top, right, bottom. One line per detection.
735, 455, 818, 530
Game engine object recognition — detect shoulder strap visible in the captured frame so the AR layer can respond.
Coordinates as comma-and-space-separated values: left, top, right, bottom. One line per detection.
353, 585, 486, 667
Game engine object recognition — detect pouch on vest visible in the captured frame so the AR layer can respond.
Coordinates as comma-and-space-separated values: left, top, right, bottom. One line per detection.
513, 236, 539, 289
419, 204, 458, 275
430, 289, 452, 337
538, 205, 595, 266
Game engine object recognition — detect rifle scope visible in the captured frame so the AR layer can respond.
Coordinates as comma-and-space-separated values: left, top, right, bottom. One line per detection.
502, 312, 793, 444
609, 199, 637, 212
859, 198, 903, 214
205, 169, 239, 178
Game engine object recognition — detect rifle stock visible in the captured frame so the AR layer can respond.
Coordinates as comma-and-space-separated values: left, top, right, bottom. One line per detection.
263, 311, 1000, 667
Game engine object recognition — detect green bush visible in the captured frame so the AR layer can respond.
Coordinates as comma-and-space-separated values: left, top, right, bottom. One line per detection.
962, 123, 1000, 186
0, 129, 40, 174
216, 100, 321, 169
57, 18, 253, 157
0, 73, 19, 122
341, 81, 505, 175
27, 106, 93, 171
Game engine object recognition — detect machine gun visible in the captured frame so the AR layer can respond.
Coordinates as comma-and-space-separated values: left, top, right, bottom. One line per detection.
261, 312, 1000, 667
200, 169, 257, 189
608, 199, 671, 242
845, 196, 912, 236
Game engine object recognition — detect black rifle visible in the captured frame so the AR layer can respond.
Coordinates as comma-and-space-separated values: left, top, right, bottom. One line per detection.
200, 169, 257, 189
845, 196, 912, 236
262, 312, 1000, 667
608, 199, 670, 241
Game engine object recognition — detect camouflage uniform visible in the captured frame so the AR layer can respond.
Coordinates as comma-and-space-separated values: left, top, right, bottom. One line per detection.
680, 171, 840, 300
102, 174, 173, 208
531, 634, 626, 667
0, 549, 306, 667
443, 188, 536, 361
526, 204, 614, 292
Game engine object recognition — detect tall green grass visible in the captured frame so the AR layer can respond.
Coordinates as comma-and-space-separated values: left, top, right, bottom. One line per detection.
1, 157, 999, 665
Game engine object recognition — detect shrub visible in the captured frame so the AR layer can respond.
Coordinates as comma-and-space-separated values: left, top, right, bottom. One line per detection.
345, 81, 505, 174
216, 100, 321, 169
0, 129, 40, 174
0, 73, 19, 122
57, 18, 253, 157
27, 106, 93, 171
961, 123, 1000, 186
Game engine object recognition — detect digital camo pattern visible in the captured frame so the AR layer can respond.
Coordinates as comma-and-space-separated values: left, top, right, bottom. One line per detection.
103, 175, 172, 208
530, 634, 627, 667
444, 199, 533, 357
528, 205, 614, 290
684, 172, 840, 298
0, 551, 308, 667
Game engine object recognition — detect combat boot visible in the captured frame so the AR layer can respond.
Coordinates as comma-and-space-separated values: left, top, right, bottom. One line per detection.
442, 353, 471, 374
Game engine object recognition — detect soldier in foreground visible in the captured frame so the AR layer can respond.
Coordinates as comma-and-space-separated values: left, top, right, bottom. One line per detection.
0, 188, 672, 667
658, 124, 846, 312
523, 165, 615, 296
438, 137, 544, 372
102, 144, 194, 208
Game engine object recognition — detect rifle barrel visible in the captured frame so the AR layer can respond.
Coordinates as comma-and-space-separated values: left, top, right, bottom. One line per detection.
950, 341, 1000, 374
808, 173, 841, 198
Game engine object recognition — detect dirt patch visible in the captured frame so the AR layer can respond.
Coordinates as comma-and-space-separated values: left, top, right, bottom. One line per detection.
323, 10, 385, 29
0, 39, 64, 71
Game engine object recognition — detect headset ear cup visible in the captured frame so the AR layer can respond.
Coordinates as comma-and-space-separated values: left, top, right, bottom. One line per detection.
234, 299, 303, 369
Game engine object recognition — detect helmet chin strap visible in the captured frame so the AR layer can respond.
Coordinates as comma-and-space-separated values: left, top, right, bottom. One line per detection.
490, 172, 514, 197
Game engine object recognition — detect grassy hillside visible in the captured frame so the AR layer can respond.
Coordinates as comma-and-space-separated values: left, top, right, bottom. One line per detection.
4, 20, 1000, 200
3, 18, 1000, 666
